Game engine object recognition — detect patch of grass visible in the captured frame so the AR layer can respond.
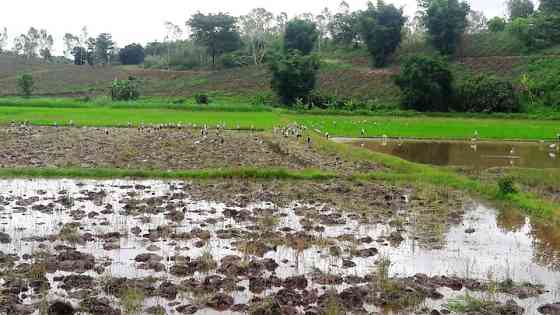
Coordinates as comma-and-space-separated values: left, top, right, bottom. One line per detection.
119, 287, 145, 315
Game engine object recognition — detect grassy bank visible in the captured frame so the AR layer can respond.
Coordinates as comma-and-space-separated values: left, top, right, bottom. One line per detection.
0, 100, 559, 140
311, 133, 560, 221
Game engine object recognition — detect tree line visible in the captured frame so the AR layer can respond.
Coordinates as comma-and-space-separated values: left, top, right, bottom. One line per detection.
1, 0, 559, 67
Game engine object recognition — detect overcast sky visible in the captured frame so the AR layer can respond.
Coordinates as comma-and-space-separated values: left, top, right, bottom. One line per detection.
1, 0, 508, 55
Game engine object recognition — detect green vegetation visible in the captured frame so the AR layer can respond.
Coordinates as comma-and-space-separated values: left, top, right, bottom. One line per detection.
270, 52, 320, 105
394, 55, 453, 112
455, 73, 519, 113
419, 0, 470, 55
16, 74, 34, 97
357, 1, 406, 67
0, 101, 559, 140
110, 78, 140, 101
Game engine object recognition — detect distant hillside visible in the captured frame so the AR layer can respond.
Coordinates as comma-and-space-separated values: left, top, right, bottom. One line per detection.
0, 54, 531, 101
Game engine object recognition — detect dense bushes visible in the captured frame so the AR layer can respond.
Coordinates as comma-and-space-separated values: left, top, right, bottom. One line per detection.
111, 77, 140, 101
16, 74, 34, 97
521, 58, 560, 107
394, 55, 453, 112
119, 43, 145, 65
270, 52, 320, 105
508, 13, 560, 50
454, 74, 520, 112
394, 55, 520, 113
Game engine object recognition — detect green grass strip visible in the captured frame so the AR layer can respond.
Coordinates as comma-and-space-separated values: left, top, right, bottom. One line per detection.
0, 167, 337, 181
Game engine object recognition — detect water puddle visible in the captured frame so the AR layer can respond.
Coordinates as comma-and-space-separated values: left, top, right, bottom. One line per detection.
334, 138, 560, 169
0, 179, 559, 314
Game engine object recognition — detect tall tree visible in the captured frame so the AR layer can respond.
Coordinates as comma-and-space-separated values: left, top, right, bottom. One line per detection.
19, 27, 40, 58
0, 27, 7, 53
419, 0, 470, 55
466, 10, 488, 34
63, 33, 80, 59
358, 0, 407, 68
239, 8, 275, 65
507, 0, 534, 20
86, 37, 96, 66
38, 29, 54, 61
284, 19, 319, 54
13, 36, 24, 56
329, 10, 360, 47
164, 22, 183, 69
187, 12, 242, 66
94, 33, 115, 65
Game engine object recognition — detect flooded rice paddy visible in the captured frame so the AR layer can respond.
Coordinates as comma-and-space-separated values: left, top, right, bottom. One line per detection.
0, 179, 559, 314
335, 138, 560, 169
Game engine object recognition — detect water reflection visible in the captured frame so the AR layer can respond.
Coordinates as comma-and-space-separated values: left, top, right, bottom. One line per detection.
335, 138, 560, 169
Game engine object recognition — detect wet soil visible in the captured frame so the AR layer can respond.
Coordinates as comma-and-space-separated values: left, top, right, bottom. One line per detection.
0, 179, 558, 314
0, 125, 378, 173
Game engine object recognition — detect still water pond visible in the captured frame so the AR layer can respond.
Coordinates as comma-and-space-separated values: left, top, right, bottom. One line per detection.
336, 138, 560, 169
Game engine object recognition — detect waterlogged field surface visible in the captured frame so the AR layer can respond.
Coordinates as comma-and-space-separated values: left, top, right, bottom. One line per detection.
336, 138, 560, 169
0, 179, 559, 314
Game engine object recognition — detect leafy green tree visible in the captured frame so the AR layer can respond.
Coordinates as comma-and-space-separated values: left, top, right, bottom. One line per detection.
328, 11, 361, 47
487, 17, 507, 32
284, 19, 319, 54
16, 74, 34, 97
357, 0, 406, 68
507, 0, 534, 20
540, 0, 560, 13
94, 33, 115, 65
119, 43, 145, 65
269, 51, 320, 104
187, 12, 242, 66
419, 0, 470, 55
394, 55, 453, 111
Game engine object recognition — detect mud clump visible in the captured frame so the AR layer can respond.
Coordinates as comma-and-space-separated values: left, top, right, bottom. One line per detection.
48, 301, 75, 315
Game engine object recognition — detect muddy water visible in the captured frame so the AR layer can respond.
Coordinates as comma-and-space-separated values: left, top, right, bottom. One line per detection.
335, 138, 560, 169
0, 179, 559, 314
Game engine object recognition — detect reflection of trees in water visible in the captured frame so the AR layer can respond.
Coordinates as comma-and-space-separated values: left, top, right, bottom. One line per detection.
390, 142, 452, 166
496, 209, 560, 271
496, 209, 526, 233
531, 222, 560, 271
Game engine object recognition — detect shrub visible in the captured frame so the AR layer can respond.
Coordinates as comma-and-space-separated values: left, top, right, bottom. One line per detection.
111, 77, 140, 101
498, 176, 517, 195
454, 74, 520, 113
16, 74, 34, 97
394, 55, 453, 112
194, 93, 210, 104
221, 52, 251, 68
270, 51, 320, 105
487, 17, 506, 32
521, 58, 560, 107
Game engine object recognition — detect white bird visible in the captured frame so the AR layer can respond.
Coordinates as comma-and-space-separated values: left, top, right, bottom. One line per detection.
510, 147, 515, 155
